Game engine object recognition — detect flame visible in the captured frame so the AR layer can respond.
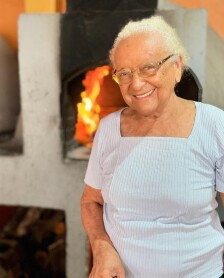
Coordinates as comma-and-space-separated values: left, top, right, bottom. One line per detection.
75, 65, 110, 147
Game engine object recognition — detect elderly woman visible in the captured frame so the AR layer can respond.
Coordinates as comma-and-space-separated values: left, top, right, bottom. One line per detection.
81, 15, 224, 278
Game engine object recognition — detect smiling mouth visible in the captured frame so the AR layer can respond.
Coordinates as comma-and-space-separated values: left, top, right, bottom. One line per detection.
134, 89, 155, 99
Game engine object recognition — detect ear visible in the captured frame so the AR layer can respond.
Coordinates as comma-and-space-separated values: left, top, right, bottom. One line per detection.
174, 56, 183, 83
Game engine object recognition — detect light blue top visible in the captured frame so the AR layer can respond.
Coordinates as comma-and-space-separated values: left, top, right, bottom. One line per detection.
84, 101, 224, 278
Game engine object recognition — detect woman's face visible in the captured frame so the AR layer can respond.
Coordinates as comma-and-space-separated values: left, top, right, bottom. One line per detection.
113, 32, 182, 117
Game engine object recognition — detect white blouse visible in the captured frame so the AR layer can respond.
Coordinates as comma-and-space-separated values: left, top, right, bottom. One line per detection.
84, 101, 224, 278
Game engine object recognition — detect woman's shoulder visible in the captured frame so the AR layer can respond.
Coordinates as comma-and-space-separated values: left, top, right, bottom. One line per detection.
194, 102, 224, 159
95, 108, 124, 142
99, 108, 124, 129
197, 101, 224, 123
199, 102, 224, 149
100, 109, 121, 121
198, 101, 224, 114
95, 109, 122, 158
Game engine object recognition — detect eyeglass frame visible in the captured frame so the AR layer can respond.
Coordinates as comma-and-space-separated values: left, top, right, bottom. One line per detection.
112, 53, 176, 85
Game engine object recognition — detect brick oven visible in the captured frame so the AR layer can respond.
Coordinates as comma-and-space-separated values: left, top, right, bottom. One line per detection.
0, 1, 207, 277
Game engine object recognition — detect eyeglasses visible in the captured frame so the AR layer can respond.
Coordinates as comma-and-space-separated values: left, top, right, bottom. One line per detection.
112, 54, 176, 85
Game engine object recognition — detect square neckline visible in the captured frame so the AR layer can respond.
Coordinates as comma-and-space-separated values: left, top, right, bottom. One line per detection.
118, 101, 199, 141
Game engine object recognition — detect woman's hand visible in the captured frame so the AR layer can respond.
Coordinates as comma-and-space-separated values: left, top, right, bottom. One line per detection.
81, 186, 125, 277
89, 240, 126, 278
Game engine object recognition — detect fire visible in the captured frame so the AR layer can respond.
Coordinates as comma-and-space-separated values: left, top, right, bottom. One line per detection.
75, 65, 110, 147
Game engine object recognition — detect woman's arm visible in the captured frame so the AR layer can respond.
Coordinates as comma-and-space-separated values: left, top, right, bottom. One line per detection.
81, 185, 125, 278
81, 185, 112, 247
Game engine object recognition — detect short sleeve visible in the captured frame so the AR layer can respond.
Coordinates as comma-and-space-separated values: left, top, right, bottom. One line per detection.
214, 106, 224, 192
216, 155, 224, 192
84, 121, 103, 189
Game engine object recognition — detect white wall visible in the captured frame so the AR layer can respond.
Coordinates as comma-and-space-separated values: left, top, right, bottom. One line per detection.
0, 14, 87, 278
158, 0, 224, 109
157, 7, 207, 89
204, 27, 224, 110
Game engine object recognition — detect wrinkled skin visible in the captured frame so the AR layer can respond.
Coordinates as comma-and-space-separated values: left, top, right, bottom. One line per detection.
89, 240, 125, 278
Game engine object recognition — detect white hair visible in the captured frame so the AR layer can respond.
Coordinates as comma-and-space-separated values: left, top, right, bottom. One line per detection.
109, 15, 189, 71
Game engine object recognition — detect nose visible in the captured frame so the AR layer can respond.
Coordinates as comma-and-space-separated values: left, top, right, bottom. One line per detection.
130, 72, 146, 91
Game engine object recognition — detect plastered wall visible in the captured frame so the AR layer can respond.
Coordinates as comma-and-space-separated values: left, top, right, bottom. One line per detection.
0, 14, 87, 278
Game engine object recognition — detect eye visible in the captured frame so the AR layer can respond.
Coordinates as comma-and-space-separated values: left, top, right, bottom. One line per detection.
142, 64, 157, 73
117, 71, 131, 79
